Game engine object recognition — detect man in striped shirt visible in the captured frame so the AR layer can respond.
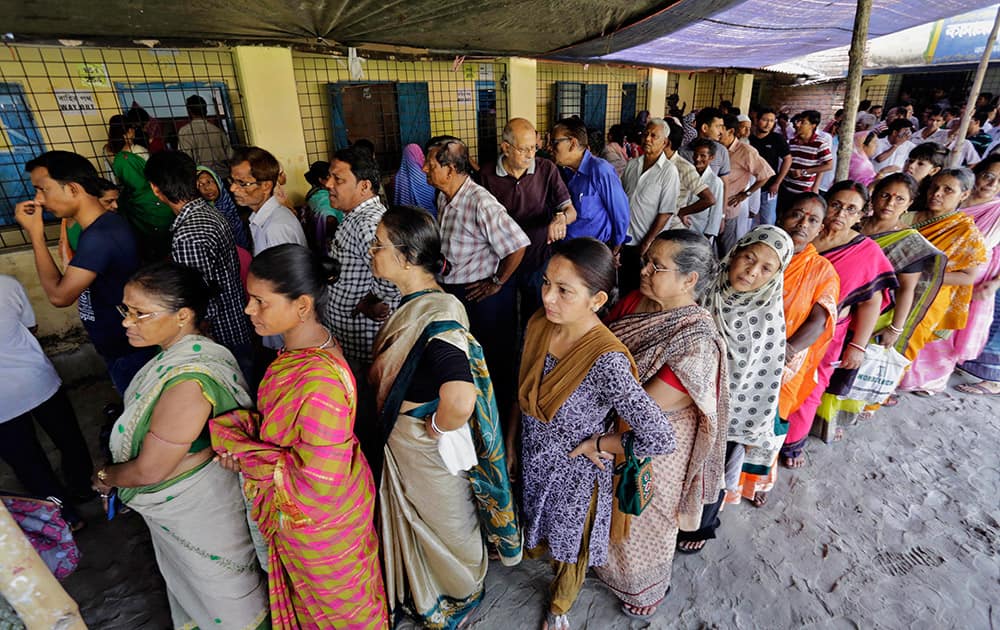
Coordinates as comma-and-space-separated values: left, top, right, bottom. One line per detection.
779, 110, 833, 212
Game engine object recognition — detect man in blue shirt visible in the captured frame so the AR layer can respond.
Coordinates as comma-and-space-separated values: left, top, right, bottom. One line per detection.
550, 117, 630, 254
15, 150, 154, 394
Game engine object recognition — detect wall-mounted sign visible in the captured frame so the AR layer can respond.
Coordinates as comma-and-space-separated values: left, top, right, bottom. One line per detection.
457, 88, 473, 104
55, 90, 97, 114
77, 63, 109, 88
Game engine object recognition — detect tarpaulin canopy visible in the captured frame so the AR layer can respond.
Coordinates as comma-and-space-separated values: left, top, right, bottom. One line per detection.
547, 0, 997, 69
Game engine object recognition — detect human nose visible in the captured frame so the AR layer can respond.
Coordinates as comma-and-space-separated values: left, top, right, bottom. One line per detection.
244, 299, 255, 316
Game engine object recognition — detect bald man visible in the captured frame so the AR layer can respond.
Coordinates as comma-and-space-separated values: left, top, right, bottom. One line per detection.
480, 118, 576, 325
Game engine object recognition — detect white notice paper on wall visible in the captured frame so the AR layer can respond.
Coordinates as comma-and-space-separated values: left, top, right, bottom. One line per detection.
457, 88, 473, 104
55, 90, 98, 115
478, 65, 494, 81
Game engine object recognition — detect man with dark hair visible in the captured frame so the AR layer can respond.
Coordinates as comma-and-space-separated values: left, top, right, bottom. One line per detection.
230, 146, 305, 257
177, 94, 231, 174
780, 110, 832, 208
480, 118, 576, 326
663, 117, 714, 230
872, 118, 916, 171
968, 110, 993, 156
425, 135, 529, 415
680, 106, 731, 179
550, 117, 630, 250
749, 107, 792, 226
15, 150, 152, 394
688, 138, 726, 240
145, 151, 254, 379
912, 107, 948, 145
720, 114, 775, 252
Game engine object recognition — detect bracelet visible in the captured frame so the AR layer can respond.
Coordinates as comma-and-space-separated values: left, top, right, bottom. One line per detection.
430, 413, 446, 435
847, 342, 867, 353
97, 467, 109, 483
595, 434, 606, 455
887, 324, 904, 334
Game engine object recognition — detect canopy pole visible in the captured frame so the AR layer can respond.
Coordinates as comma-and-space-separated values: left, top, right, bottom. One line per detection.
836, 0, 873, 181
950, 5, 1000, 167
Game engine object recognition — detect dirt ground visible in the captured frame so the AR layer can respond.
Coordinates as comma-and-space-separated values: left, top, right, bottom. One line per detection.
4, 341, 999, 630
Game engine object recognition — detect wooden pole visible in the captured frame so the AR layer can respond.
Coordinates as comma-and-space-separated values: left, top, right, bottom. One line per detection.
836, 0, 874, 181
0, 503, 87, 629
949, 5, 1000, 167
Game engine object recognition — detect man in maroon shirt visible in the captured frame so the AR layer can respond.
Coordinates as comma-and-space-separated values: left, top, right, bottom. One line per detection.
480, 117, 577, 326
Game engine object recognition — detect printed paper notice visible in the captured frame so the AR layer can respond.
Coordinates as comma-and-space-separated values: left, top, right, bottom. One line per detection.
55, 90, 98, 114
457, 88, 473, 104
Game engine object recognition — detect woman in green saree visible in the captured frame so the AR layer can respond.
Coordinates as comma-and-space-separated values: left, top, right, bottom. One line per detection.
369, 205, 521, 629
91, 262, 269, 630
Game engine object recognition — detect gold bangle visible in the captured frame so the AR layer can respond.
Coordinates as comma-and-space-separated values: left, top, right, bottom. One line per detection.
97, 467, 109, 483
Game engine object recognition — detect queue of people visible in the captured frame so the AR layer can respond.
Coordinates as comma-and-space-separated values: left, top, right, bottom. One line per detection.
6, 92, 1000, 630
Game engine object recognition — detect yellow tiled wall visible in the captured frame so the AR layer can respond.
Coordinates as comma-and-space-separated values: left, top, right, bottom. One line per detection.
535, 61, 650, 134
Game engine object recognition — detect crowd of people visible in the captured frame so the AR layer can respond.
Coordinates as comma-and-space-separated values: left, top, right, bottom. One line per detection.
4, 89, 1000, 630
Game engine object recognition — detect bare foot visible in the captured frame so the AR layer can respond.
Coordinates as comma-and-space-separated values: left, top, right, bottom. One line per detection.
782, 453, 806, 469
677, 540, 706, 553
750, 491, 768, 508
833, 427, 844, 442
955, 380, 1000, 395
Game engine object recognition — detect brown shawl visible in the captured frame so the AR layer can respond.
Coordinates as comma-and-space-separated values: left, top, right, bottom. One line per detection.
607, 303, 730, 538
517, 309, 637, 423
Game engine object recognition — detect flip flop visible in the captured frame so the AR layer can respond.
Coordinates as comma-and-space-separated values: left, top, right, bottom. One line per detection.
882, 394, 900, 407
955, 381, 1000, 395
621, 591, 667, 620
676, 540, 706, 554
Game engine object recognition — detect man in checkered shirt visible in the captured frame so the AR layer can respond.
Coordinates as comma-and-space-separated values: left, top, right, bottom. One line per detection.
146, 151, 254, 381
424, 136, 530, 416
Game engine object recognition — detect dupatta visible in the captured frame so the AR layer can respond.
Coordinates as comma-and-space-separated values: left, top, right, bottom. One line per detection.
370, 290, 521, 565
913, 210, 988, 331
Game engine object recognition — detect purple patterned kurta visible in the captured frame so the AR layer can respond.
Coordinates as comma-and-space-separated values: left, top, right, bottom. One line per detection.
521, 351, 675, 566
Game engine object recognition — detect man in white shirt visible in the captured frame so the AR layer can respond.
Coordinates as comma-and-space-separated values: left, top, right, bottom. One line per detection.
687, 138, 726, 242
620, 117, 680, 294
911, 108, 948, 146
664, 117, 715, 231
229, 146, 306, 351
873, 119, 917, 172
0, 275, 93, 527
229, 146, 306, 256
177, 95, 232, 174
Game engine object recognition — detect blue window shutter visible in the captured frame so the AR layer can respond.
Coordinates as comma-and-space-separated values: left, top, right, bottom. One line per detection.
584, 84, 607, 132
396, 82, 431, 148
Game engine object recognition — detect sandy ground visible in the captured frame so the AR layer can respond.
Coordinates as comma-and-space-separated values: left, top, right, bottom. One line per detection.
3, 340, 999, 630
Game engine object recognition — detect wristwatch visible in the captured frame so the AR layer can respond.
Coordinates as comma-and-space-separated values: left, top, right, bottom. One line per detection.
491, 274, 502, 286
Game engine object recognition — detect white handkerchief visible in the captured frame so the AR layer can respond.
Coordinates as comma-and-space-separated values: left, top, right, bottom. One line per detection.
438, 423, 477, 475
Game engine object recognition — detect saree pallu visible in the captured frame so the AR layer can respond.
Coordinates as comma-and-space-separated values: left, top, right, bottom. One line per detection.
211, 349, 388, 630
371, 290, 521, 629
128, 463, 269, 630
784, 236, 897, 448
899, 210, 989, 391
870, 229, 946, 355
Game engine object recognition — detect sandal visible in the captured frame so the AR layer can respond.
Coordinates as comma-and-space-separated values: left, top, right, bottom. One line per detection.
749, 491, 768, 508
955, 381, 1000, 395
621, 591, 666, 619
882, 394, 900, 407
676, 540, 706, 554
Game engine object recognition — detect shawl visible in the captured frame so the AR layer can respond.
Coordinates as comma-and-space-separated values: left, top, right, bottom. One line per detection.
370, 290, 522, 565
780, 244, 840, 419
871, 228, 946, 353
197, 165, 251, 250
849, 131, 877, 187
607, 298, 729, 533
912, 209, 988, 330
518, 308, 637, 424
110, 335, 251, 503
704, 225, 792, 462
393, 143, 438, 215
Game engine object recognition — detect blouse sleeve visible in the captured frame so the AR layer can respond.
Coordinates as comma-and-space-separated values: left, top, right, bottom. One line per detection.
594, 352, 676, 458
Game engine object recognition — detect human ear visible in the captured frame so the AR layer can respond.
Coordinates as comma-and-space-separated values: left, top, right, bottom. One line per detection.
590, 290, 608, 312
295, 294, 315, 321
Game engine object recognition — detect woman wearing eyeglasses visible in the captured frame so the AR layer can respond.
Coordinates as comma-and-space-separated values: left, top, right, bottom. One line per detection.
90, 261, 269, 630
594, 230, 727, 619
783, 182, 897, 464
368, 205, 520, 628
909, 158, 1000, 395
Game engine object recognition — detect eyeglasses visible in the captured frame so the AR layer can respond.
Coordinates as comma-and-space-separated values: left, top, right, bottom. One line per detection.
828, 200, 863, 216
640, 255, 679, 274
368, 237, 402, 251
116, 304, 171, 323
226, 177, 261, 189
549, 137, 572, 148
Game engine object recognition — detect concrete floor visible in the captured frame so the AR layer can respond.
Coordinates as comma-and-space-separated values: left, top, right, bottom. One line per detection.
4, 340, 999, 630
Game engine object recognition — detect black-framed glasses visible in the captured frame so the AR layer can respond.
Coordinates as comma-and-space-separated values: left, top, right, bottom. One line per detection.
549, 137, 572, 148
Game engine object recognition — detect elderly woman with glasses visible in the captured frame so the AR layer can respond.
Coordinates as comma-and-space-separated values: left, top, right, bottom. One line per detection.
91, 261, 269, 630
782, 181, 898, 466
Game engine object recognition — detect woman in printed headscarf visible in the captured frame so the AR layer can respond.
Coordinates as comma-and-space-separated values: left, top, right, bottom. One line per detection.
195, 165, 250, 251
676, 225, 793, 553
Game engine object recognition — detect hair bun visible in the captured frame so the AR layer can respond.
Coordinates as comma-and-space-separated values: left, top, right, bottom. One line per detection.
317, 256, 341, 285
435, 255, 450, 277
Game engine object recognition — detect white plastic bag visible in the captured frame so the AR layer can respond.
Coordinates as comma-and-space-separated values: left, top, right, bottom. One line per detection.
843, 344, 910, 404
437, 422, 477, 476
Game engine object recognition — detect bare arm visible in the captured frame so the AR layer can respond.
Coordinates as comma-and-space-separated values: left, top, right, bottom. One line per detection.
425, 381, 477, 435
840, 292, 882, 370
944, 264, 983, 286
466, 246, 527, 302
768, 154, 793, 194
15, 201, 96, 307
679, 188, 714, 217
786, 303, 830, 356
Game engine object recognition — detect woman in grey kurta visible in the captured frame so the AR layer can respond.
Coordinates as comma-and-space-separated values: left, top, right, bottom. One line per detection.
511, 237, 675, 630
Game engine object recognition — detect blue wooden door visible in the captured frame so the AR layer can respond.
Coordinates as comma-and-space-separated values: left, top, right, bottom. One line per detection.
621, 83, 638, 124
583, 84, 608, 132
0, 84, 46, 225
397, 82, 430, 148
